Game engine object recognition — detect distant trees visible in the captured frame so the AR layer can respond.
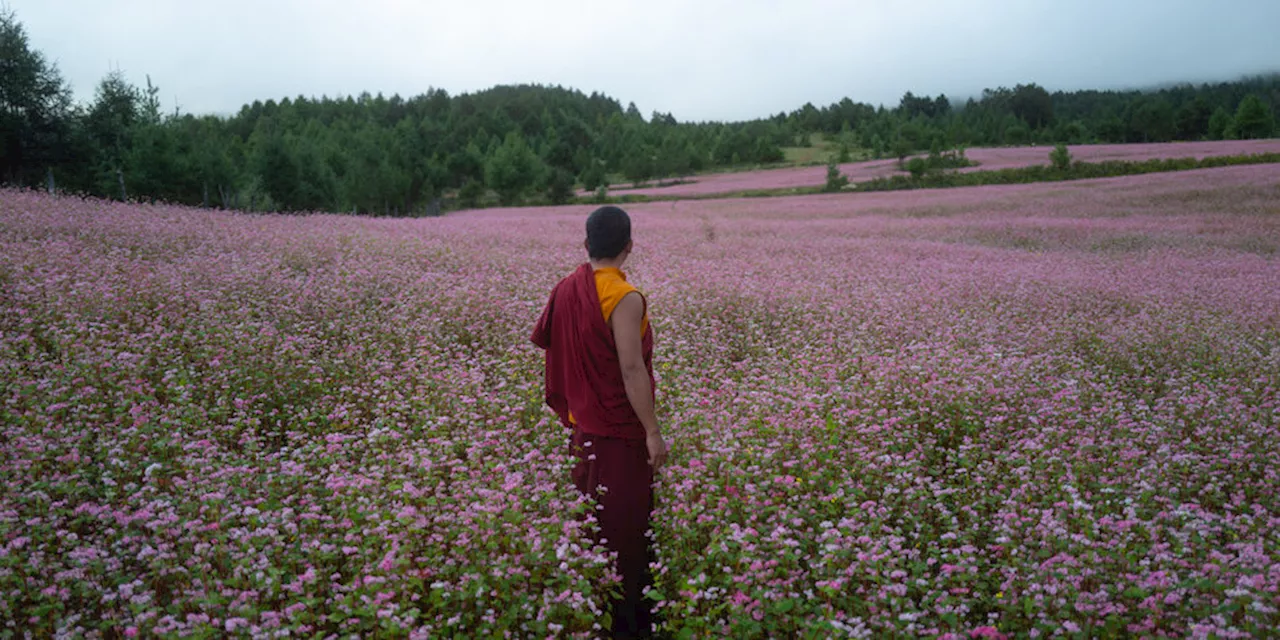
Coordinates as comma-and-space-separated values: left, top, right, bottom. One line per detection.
0, 9, 74, 187
1, 7, 1277, 214
1234, 94, 1276, 139
1175, 96, 1213, 140
485, 132, 544, 206
1207, 107, 1234, 140
545, 168, 575, 205
1127, 97, 1176, 142
579, 160, 607, 193
1008, 84, 1054, 129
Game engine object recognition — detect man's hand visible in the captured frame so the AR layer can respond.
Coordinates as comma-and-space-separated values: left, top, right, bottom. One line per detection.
646, 432, 669, 470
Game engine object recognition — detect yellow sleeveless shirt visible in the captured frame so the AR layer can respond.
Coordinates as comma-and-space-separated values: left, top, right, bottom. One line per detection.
569, 267, 648, 425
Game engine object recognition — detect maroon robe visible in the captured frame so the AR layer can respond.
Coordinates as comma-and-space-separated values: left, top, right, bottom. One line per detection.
531, 263, 657, 636
530, 264, 654, 440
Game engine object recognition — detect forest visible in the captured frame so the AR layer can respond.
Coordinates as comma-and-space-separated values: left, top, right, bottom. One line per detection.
2, 9, 1277, 214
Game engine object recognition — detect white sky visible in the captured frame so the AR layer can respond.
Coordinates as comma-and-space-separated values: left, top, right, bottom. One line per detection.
10, 0, 1280, 122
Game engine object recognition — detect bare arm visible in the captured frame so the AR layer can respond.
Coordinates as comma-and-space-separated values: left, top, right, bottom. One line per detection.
611, 292, 659, 438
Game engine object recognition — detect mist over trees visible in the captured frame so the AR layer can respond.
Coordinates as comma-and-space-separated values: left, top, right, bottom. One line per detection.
2, 9, 1277, 214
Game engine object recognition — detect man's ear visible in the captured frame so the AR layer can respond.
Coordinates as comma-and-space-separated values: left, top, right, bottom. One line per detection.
625, 240, 634, 253
584, 238, 590, 253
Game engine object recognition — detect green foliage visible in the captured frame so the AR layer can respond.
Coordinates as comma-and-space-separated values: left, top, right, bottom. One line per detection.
1056, 120, 1088, 144
579, 160, 608, 193
1004, 123, 1029, 145
1127, 97, 1176, 142
623, 148, 654, 186
545, 168, 575, 205
837, 142, 852, 163
1009, 83, 1054, 128
1175, 96, 1213, 140
1233, 94, 1275, 140
1207, 107, 1234, 141
892, 137, 913, 169
485, 132, 544, 206
0, 9, 75, 186
1050, 144, 1072, 171
906, 157, 929, 179
857, 152, 1280, 193
822, 160, 849, 192
457, 179, 485, 209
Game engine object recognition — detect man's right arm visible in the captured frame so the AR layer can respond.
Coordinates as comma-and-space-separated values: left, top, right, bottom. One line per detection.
611, 292, 667, 469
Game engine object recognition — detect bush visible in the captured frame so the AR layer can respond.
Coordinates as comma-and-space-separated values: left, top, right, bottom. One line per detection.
906, 157, 929, 179
1050, 144, 1072, 171
823, 160, 849, 192
871, 135, 886, 160
457, 179, 485, 209
579, 162, 606, 192
892, 138, 913, 169
545, 168, 575, 205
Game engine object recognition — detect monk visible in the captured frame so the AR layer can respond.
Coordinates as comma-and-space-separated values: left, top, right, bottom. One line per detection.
530, 205, 669, 638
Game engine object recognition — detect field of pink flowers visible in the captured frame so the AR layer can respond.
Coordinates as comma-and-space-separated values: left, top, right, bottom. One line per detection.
605, 139, 1280, 197
2, 165, 1279, 638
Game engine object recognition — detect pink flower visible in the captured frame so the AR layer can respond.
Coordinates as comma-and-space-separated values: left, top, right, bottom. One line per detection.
970, 627, 1007, 639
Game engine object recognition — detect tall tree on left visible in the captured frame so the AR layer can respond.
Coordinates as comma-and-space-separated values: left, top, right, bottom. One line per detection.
84, 71, 141, 200
0, 9, 75, 188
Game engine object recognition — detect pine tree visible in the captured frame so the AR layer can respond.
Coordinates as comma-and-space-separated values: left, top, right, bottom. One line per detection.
1233, 95, 1276, 140
485, 132, 544, 206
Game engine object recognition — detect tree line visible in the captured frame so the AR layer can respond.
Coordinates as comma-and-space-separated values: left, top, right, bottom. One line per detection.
2, 9, 1276, 215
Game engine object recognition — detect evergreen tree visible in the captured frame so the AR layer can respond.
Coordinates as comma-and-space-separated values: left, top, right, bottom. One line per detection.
1206, 107, 1233, 140
1175, 96, 1212, 140
822, 159, 849, 192
0, 9, 75, 186
457, 179, 485, 209
1233, 94, 1275, 140
1050, 144, 1072, 170
85, 72, 141, 199
545, 167, 575, 205
580, 160, 606, 192
484, 132, 543, 206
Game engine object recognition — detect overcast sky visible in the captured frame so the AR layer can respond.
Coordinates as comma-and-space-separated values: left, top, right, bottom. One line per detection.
10, 0, 1280, 122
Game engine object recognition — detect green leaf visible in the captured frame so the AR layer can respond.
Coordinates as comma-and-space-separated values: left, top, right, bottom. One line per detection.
644, 589, 666, 602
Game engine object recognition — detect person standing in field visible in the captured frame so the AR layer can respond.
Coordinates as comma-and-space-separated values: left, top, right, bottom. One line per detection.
531, 205, 669, 638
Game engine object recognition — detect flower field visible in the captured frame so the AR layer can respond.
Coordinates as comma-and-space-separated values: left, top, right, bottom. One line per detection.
605, 139, 1280, 197
2, 164, 1279, 638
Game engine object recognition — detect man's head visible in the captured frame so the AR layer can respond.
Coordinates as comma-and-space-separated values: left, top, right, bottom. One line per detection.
585, 206, 633, 262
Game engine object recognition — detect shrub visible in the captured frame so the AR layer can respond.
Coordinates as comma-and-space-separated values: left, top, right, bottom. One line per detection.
1050, 144, 1072, 171
906, 157, 929, 179
823, 160, 849, 192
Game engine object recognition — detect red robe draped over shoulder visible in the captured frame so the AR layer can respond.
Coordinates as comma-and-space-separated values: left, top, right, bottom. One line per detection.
530, 263, 654, 440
